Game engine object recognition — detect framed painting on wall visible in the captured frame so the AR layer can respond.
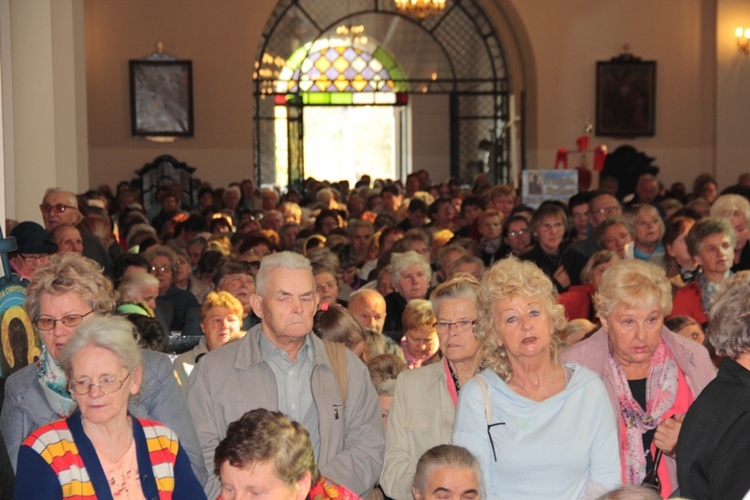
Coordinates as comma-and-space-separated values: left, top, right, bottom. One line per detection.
595, 57, 656, 138
130, 60, 194, 137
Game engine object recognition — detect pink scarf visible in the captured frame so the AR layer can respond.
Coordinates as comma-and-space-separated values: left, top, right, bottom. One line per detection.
401, 336, 437, 369
608, 340, 678, 484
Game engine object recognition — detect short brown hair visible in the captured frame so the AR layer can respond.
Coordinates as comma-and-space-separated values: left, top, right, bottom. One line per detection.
214, 409, 319, 484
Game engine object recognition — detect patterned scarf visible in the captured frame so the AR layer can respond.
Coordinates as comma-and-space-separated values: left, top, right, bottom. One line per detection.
608, 340, 678, 484
37, 346, 77, 418
697, 269, 731, 318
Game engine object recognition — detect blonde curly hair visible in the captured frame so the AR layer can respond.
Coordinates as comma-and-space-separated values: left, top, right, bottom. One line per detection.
476, 257, 566, 382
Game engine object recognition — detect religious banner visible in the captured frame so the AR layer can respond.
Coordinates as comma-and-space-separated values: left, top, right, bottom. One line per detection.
522, 169, 578, 209
0, 279, 38, 377
0, 227, 39, 377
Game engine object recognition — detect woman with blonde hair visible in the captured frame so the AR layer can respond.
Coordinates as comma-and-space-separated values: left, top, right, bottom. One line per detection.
562, 259, 715, 496
453, 257, 620, 499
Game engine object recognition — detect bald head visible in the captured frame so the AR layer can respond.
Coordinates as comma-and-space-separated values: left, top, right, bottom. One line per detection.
347, 289, 387, 333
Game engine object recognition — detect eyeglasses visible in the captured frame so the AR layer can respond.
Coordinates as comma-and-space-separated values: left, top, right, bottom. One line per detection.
316, 281, 337, 291
40, 203, 77, 215
34, 310, 94, 331
595, 206, 621, 216
507, 229, 528, 238
18, 253, 50, 263
69, 370, 132, 396
150, 265, 172, 274
434, 320, 475, 334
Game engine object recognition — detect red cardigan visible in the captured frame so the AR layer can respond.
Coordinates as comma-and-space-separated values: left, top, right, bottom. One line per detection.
671, 282, 708, 325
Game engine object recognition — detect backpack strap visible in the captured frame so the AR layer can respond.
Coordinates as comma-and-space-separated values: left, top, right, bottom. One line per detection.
476, 375, 491, 424
324, 341, 348, 405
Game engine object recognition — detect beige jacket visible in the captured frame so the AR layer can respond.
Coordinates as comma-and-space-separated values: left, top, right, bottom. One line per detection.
381, 360, 456, 500
187, 325, 384, 499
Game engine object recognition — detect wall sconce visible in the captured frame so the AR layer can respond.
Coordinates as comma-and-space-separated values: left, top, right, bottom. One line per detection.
736, 27, 750, 54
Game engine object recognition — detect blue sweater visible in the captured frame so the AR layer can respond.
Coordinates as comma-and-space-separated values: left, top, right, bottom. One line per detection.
452, 364, 621, 499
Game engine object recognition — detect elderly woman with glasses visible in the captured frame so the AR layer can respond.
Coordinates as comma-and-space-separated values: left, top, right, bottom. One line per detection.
562, 259, 715, 497
453, 257, 620, 499
381, 275, 485, 500
0, 253, 206, 485
383, 250, 433, 342
142, 244, 200, 331
520, 202, 573, 292
13, 315, 204, 498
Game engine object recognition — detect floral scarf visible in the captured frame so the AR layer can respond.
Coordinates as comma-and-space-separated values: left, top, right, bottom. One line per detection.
37, 346, 77, 418
608, 340, 678, 484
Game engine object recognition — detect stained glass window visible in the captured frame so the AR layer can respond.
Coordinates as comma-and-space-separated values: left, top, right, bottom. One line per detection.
275, 37, 408, 103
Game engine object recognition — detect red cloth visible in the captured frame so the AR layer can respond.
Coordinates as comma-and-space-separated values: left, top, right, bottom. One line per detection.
443, 358, 459, 407
558, 284, 594, 321
555, 148, 568, 170
309, 477, 361, 499
670, 282, 708, 325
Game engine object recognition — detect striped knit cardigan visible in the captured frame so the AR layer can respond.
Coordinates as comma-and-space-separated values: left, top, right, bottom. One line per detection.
14, 410, 205, 499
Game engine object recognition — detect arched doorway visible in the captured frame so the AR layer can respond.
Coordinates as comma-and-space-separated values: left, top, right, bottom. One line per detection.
254, 0, 510, 189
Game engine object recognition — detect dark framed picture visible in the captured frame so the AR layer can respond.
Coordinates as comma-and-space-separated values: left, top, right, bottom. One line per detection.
130, 60, 194, 137
595, 58, 656, 137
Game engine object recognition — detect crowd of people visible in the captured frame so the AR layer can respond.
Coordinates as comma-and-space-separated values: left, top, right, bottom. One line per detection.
0, 168, 749, 499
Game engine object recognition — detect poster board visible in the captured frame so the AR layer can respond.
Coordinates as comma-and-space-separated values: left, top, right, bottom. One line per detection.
522, 170, 578, 209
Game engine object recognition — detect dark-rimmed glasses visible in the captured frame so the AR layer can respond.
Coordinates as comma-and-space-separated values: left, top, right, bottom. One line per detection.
34, 310, 94, 331
18, 254, 50, 263
40, 203, 77, 215
69, 370, 132, 395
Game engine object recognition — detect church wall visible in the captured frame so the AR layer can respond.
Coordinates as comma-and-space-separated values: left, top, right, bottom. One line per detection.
81, 0, 739, 194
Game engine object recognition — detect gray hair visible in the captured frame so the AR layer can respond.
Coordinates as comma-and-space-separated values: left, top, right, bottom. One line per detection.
117, 272, 159, 302
449, 255, 485, 276
223, 185, 240, 199
142, 244, 179, 274
580, 250, 620, 284
710, 193, 750, 223
430, 273, 480, 316
60, 315, 142, 377
43, 188, 78, 209
594, 259, 673, 319
413, 445, 483, 498
255, 251, 312, 295
390, 251, 431, 284
708, 271, 750, 358
594, 216, 634, 250
686, 217, 736, 257
596, 485, 661, 500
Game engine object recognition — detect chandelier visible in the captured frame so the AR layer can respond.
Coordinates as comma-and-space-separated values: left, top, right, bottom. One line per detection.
393, 0, 446, 19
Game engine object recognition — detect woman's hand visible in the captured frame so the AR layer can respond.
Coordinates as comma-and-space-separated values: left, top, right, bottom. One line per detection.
654, 414, 684, 458
553, 266, 571, 290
